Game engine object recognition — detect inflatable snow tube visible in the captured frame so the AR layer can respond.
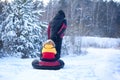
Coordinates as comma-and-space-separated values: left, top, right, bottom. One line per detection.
32, 59, 65, 70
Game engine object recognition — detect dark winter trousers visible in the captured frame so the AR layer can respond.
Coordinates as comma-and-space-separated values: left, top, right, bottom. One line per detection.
51, 37, 62, 60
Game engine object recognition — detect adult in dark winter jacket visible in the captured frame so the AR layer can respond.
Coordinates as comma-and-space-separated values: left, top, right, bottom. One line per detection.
47, 10, 67, 60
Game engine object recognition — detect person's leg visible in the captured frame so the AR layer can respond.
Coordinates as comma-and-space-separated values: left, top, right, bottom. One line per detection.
55, 38, 62, 59
51, 36, 62, 60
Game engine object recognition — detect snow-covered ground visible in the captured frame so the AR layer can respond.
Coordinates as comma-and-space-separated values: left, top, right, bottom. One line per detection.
0, 48, 120, 80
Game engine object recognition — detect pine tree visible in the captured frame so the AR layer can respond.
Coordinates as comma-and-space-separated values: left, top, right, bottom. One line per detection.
0, 0, 46, 58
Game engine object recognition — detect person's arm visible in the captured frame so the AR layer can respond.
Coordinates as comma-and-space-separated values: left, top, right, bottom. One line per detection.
57, 20, 67, 38
47, 24, 51, 39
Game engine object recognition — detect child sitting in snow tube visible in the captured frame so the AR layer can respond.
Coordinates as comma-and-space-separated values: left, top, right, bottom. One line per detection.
32, 39, 64, 70
40, 39, 58, 61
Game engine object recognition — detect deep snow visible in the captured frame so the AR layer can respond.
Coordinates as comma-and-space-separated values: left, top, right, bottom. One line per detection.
0, 48, 120, 80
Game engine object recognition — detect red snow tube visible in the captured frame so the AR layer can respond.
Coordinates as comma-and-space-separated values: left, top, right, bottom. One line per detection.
32, 59, 65, 70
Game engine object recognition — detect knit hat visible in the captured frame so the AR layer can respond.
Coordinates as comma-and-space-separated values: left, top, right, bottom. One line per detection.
43, 39, 55, 48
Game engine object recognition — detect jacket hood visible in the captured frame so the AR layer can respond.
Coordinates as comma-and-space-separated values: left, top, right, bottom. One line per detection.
54, 10, 65, 19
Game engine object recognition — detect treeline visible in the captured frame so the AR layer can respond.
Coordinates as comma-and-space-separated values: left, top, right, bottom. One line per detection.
0, 0, 120, 58
43, 0, 120, 38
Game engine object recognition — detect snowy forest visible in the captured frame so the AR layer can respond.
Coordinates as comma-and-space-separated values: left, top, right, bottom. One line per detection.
0, 0, 120, 58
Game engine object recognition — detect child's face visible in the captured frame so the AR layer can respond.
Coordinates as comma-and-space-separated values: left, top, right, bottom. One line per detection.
45, 44, 53, 48
44, 42, 54, 48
